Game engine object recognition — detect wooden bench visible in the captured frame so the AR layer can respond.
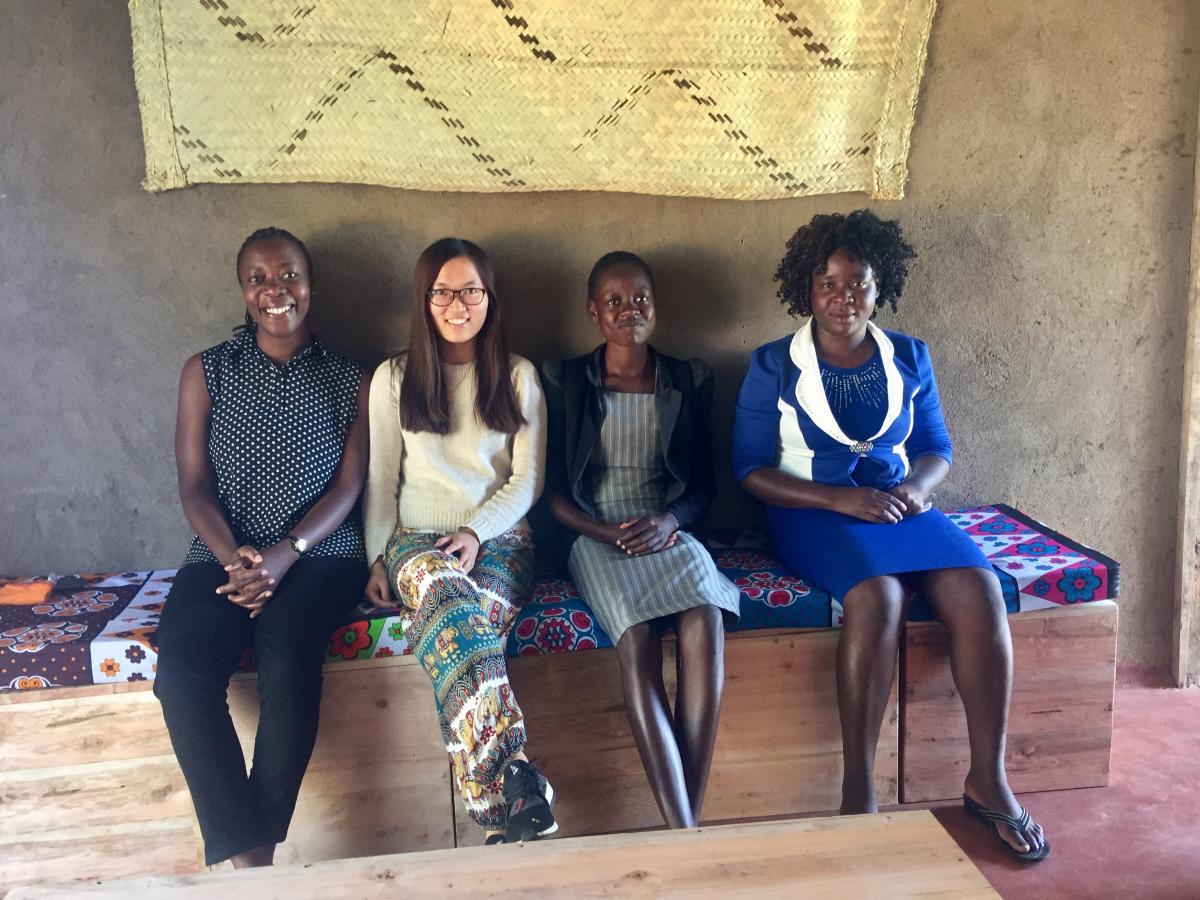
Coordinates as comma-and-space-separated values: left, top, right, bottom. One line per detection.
903, 600, 1117, 802
0, 503, 1119, 893
0, 602, 1117, 894
0, 625, 898, 891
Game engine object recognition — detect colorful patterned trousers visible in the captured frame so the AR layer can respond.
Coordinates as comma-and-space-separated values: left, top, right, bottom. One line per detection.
384, 528, 535, 829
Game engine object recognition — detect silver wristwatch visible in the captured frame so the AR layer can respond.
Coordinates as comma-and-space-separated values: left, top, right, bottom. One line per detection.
286, 534, 308, 555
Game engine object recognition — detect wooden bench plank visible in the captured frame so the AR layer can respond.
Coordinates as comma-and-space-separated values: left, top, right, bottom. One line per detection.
9, 811, 995, 899
235, 662, 454, 863
0, 687, 174, 769
902, 601, 1117, 802
493, 644, 670, 843
0, 756, 191, 836
0, 655, 453, 893
706, 628, 898, 821
0, 820, 202, 894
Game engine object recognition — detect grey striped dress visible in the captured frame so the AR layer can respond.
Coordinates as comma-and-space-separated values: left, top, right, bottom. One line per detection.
568, 391, 740, 643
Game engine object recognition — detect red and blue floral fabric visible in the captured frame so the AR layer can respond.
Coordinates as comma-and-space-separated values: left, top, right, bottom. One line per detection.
503, 504, 1120, 653
0, 505, 1120, 690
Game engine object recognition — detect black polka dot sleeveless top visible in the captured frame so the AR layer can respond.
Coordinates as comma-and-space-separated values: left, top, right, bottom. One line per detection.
183, 329, 366, 566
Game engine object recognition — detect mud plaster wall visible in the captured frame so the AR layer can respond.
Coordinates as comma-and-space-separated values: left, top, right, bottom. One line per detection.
2, 1, 1197, 672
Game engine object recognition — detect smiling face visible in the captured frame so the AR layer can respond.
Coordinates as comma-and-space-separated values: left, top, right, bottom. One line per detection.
238, 236, 312, 338
809, 246, 877, 340
428, 256, 489, 350
588, 263, 656, 347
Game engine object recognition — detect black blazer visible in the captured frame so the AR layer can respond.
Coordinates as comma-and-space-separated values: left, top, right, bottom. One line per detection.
539, 345, 718, 574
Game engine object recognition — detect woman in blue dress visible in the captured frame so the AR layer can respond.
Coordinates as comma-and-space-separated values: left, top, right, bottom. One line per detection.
732, 210, 1049, 862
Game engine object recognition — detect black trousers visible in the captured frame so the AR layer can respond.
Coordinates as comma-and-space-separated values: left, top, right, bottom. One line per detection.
153, 557, 364, 865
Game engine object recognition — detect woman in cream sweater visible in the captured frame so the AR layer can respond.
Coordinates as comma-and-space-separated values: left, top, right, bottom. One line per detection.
363, 237, 553, 844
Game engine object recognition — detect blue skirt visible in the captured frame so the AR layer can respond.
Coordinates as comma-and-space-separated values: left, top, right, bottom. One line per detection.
766, 506, 991, 600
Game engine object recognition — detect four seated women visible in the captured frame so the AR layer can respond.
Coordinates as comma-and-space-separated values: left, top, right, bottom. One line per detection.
158, 214, 1049, 866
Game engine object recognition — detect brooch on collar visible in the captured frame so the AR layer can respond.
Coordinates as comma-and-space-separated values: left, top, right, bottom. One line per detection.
850, 441, 874, 456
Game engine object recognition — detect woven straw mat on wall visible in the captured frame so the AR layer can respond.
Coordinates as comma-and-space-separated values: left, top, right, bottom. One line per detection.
129, 0, 936, 200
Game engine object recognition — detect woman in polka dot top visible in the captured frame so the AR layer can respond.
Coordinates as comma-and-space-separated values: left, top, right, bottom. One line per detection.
154, 227, 370, 868
363, 237, 555, 844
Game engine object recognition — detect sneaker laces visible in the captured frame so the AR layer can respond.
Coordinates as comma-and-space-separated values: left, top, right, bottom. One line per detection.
506, 758, 546, 801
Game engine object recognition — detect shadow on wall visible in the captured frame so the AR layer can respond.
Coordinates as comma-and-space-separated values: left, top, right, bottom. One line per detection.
653, 245, 739, 352
488, 230, 578, 367
653, 245, 763, 527
305, 219, 419, 369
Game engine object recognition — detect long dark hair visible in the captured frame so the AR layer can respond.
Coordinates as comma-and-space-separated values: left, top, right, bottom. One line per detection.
398, 237, 525, 435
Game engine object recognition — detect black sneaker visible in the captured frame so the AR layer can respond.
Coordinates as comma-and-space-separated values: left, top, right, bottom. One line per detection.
502, 759, 557, 843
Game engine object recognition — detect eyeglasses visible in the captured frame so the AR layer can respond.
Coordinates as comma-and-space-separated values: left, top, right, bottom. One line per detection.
427, 287, 487, 307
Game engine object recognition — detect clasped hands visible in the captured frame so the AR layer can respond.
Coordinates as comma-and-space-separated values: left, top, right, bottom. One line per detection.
610, 513, 679, 556
836, 482, 933, 524
216, 542, 296, 619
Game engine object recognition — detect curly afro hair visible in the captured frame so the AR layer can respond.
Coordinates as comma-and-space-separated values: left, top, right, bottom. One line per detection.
774, 210, 916, 318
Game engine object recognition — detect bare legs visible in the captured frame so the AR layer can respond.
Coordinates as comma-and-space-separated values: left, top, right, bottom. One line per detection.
836, 575, 909, 814
910, 567, 1043, 855
617, 623, 688, 827
674, 605, 725, 822
616, 605, 725, 828
836, 566, 1044, 855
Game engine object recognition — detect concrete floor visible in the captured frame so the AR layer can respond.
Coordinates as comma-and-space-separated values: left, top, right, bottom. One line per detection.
924, 685, 1200, 899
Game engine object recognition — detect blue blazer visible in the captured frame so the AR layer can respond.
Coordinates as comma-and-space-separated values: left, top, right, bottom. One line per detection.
732, 320, 952, 490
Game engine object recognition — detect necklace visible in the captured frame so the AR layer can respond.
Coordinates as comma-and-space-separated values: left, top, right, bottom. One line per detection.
819, 356, 886, 414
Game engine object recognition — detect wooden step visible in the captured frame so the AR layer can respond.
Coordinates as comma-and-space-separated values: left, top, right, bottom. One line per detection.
9, 811, 995, 899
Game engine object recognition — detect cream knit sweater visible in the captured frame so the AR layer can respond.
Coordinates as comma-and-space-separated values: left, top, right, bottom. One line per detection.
363, 352, 546, 562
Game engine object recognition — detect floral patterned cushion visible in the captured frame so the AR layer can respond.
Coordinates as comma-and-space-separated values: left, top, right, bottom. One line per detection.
509, 578, 611, 655
500, 504, 1121, 653
0, 571, 170, 690
506, 529, 840, 656
931, 504, 1119, 615
0, 505, 1120, 689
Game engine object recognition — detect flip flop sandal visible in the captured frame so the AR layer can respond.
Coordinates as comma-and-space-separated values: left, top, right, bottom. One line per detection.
962, 794, 1051, 862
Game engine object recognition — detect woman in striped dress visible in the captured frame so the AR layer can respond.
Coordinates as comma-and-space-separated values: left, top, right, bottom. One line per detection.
541, 251, 739, 829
